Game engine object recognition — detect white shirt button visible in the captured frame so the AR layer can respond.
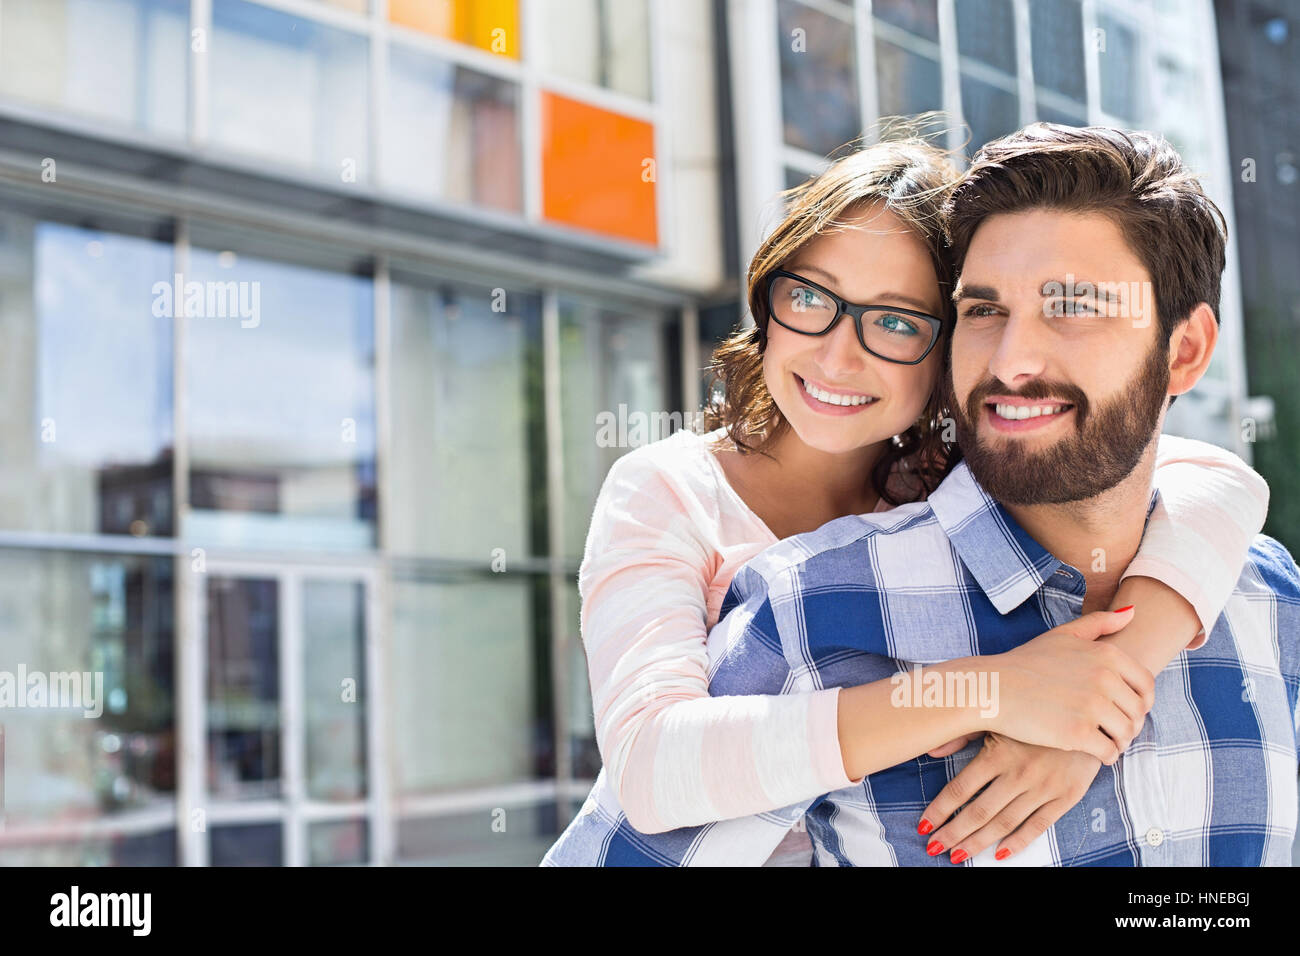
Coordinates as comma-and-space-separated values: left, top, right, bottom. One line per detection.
1145, 827, 1164, 847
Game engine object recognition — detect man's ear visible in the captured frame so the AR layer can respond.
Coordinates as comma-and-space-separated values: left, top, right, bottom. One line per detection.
1167, 302, 1218, 399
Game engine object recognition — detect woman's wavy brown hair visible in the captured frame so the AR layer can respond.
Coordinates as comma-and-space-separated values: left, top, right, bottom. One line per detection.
702, 117, 963, 506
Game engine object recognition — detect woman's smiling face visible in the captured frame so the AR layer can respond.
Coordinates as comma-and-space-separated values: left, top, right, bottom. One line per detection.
761, 202, 947, 457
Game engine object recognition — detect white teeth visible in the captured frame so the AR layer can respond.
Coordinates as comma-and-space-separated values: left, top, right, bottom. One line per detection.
801, 376, 874, 407
994, 403, 1069, 420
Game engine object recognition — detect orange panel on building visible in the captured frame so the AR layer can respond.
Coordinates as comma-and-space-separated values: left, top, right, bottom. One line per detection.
389, 0, 519, 59
541, 92, 658, 246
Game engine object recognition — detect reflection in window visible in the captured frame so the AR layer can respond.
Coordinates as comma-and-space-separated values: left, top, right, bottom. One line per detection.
206, 576, 280, 801
0, 550, 175, 856
956, 0, 1017, 74
534, 0, 651, 99
1098, 13, 1141, 121
390, 578, 539, 793
389, 0, 520, 59
0, 830, 178, 866
397, 804, 561, 865
309, 819, 368, 865
209, 822, 282, 865
873, 0, 939, 42
310, 0, 367, 12
1030, 0, 1086, 104
776, 0, 861, 157
210, 0, 369, 179
1036, 103, 1088, 126
183, 247, 376, 550
876, 40, 942, 119
0, 0, 188, 138
559, 300, 675, 560
383, 48, 521, 211
961, 74, 1019, 155
388, 277, 538, 561
566, 582, 600, 779
0, 216, 174, 537
303, 579, 366, 802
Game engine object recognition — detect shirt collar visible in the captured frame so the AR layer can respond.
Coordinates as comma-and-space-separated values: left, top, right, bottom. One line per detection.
927, 461, 1163, 614
926, 460, 1069, 614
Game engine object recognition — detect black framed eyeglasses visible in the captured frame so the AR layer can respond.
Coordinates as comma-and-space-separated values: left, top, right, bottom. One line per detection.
766, 269, 945, 365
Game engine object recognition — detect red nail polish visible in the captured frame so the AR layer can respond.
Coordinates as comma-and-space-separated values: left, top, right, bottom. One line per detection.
1114, 605, 1134, 613
995, 848, 1010, 860
927, 841, 944, 856
950, 849, 968, 864
918, 819, 933, 835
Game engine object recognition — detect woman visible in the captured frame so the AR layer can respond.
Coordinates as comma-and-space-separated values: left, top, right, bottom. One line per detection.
544, 128, 1267, 866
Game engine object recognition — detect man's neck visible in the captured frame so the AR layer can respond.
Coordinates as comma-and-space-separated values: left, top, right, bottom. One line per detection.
998, 442, 1160, 613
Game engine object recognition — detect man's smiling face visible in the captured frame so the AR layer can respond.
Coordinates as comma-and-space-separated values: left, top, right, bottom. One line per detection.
945, 207, 1173, 505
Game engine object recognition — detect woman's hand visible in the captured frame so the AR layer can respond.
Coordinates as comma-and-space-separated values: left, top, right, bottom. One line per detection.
917, 732, 1102, 863
981, 607, 1155, 764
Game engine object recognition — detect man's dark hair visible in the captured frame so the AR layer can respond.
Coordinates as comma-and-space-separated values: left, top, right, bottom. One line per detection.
944, 123, 1228, 344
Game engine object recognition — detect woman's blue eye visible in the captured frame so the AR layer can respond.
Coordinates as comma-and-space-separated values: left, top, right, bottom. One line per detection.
875, 313, 919, 336
792, 286, 826, 309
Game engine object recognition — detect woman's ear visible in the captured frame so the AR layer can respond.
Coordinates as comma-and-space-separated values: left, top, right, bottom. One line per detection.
1166, 302, 1218, 399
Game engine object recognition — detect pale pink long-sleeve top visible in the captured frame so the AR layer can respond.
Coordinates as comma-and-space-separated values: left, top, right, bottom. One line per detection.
577, 426, 1269, 835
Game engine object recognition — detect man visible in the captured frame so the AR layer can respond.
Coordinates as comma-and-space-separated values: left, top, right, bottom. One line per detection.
544, 125, 1300, 866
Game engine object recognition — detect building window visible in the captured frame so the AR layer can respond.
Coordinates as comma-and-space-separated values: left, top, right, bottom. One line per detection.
383, 46, 523, 211
534, 0, 652, 99
776, 0, 860, 157
558, 299, 677, 560
873, 0, 939, 43
387, 274, 540, 561
210, 0, 370, 180
183, 245, 376, 551
0, 550, 175, 862
388, 0, 520, 59
1098, 11, 1142, 121
1030, 0, 1087, 111
0, 214, 174, 537
875, 37, 943, 119
960, 73, 1020, 154
0, 0, 188, 138
389, 576, 543, 790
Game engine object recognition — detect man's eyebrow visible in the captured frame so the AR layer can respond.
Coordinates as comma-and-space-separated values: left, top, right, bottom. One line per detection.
1040, 278, 1123, 305
789, 263, 938, 313
952, 282, 1000, 303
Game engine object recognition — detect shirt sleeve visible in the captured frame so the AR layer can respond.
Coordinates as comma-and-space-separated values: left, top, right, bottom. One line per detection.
578, 449, 853, 834
1124, 434, 1270, 649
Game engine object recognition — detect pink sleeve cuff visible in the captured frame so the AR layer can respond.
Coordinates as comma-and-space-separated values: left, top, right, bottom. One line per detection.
1120, 555, 1213, 650
808, 686, 863, 789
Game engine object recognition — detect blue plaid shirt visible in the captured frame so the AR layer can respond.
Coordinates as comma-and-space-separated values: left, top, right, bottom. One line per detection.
543, 460, 1300, 866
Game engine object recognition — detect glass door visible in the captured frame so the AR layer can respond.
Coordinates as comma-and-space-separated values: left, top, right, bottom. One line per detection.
180, 562, 382, 866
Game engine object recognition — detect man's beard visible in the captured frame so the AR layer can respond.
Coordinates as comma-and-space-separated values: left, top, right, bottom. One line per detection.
945, 339, 1170, 505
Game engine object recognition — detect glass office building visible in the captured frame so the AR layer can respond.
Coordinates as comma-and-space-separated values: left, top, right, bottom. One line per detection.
0, 0, 1259, 866
0, 0, 702, 866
